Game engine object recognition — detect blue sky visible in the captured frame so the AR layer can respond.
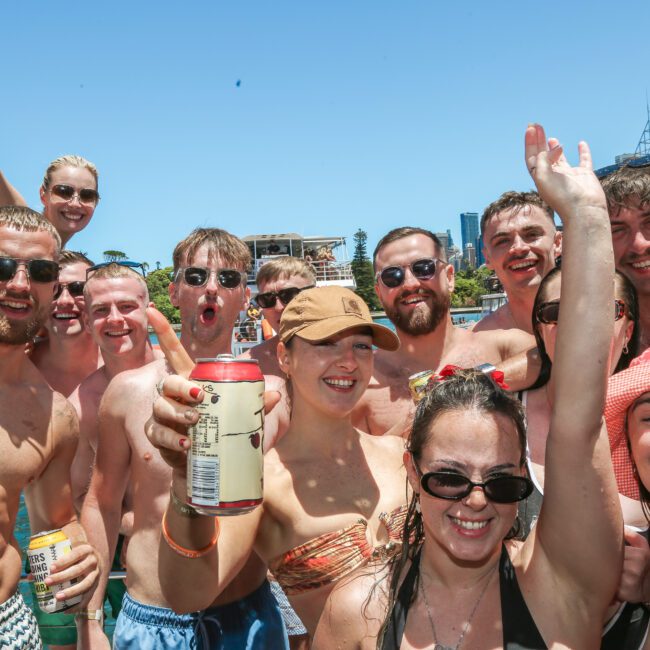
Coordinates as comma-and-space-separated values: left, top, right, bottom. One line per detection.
4, 1, 649, 267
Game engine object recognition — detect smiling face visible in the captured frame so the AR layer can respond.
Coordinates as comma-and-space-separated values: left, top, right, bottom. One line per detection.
40, 166, 98, 244
84, 276, 148, 357
257, 274, 315, 333
610, 202, 650, 299
627, 392, 650, 491
169, 243, 249, 346
406, 407, 523, 563
46, 262, 89, 339
483, 204, 560, 297
374, 233, 453, 336
278, 329, 374, 419
0, 226, 58, 345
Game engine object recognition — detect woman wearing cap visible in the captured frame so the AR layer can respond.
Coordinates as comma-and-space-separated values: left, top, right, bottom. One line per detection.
312, 125, 625, 649
145, 284, 410, 637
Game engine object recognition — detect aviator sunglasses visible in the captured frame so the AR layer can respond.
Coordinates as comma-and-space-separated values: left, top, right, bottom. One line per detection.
0, 257, 59, 283
50, 184, 100, 205
255, 285, 315, 309
376, 257, 440, 289
414, 462, 533, 504
536, 299, 626, 325
177, 267, 244, 289
53, 281, 86, 299
87, 261, 147, 279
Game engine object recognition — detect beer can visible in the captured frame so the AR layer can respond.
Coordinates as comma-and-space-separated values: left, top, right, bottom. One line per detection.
408, 369, 435, 403
187, 355, 265, 516
27, 529, 82, 613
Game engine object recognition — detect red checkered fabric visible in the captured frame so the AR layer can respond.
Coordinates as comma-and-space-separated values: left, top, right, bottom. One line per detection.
605, 349, 650, 499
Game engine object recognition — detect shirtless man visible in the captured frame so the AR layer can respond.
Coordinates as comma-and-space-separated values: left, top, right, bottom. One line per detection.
0, 206, 98, 648
78, 228, 288, 649
352, 226, 536, 436
473, 191, 562, 334
602, 166, 650, 352
31, 251, 101, 398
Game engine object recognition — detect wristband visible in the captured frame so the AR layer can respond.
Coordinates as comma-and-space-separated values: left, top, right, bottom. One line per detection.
170, 487, 200, 518
475, 363, 497, 374
161, 510, 219, 559
75, 609, 104, 625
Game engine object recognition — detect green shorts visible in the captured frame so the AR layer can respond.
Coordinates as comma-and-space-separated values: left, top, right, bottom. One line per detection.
26, 535, 127, 645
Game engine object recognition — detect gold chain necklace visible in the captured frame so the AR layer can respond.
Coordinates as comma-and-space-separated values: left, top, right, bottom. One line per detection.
419, 562, 497, 650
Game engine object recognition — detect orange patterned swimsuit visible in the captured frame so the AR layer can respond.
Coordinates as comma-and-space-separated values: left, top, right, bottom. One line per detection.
269, 505, 408, 595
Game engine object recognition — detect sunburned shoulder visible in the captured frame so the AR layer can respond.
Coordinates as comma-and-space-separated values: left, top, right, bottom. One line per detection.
102, 358, 167, 408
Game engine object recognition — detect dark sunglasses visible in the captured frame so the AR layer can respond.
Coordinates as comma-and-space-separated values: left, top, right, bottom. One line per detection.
536, 299, 626, 325
53, 281, 86, 299
375, 257, 440, 289
50, 184, 100, 204
86, 261, 147, 279
419, 470, 533, 504
0, 256, 59, 283
177, 267, 244, 289
255, 285, 315, 309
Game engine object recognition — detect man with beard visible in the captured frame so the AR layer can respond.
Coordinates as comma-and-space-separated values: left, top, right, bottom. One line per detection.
602, 166, 650, 352
352, 226, 535, 436
0, 206, 99, 648
473, 191, 561, 334
31, 251, 102, 397
78, 229, 289, 649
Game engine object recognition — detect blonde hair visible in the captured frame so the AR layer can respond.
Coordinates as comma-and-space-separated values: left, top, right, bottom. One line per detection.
0, 205, 61, 254
172, 228, 251, 274
256, 256, 316, 287
84, 263, 148, 301
42, 155, 99, 191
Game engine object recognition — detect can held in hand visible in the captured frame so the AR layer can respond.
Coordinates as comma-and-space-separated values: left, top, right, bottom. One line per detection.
187, 354, 265, 516
27, 529, 82, 613
408, 369, 435, 404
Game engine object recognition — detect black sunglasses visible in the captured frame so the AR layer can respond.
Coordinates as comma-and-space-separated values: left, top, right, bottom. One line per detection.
50, 184, 100, 204
375, 257, 440, 289
536, 299, 626, 325
0, 256, 59, 283
413, 459, 533, 504
53, 281, 86, 299
86, 261, 147, 279
177, 267, 244, 289
255, 285, 315, 309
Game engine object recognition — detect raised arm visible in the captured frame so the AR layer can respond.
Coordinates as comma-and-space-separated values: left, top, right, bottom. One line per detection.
0, 170, 27, 207
525, 126, 622, 603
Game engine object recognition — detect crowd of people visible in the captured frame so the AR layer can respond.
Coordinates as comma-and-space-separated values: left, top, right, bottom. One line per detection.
0, 122, 648, 649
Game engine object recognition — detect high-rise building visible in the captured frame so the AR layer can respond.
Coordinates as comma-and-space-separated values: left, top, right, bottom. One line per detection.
477, 234, 485, 266
435, 232, 450, 259
446, 229, 454, 249
464, 243, 476, 268
460, 212, 479, 257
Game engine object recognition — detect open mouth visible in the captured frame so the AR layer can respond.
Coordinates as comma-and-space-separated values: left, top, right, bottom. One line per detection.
0, 299, 32, 317
60, 210, 87, 222
323, 377, 356, 392
630, 259, 650, 273
399, 291, 430, 307
53, 312, 79, 321
105, 329, 132, 338
200, 305, 217, 325
449, 516, 491, 535
507, 258, 537, 273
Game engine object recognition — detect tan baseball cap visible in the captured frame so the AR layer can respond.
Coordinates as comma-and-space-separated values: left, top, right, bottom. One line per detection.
279, 286, 400, 351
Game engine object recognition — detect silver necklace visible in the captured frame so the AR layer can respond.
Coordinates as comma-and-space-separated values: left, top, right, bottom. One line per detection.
419, 562, 497, 650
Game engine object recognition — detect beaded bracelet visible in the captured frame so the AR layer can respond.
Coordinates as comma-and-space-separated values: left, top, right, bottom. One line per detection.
161, 510, 219, 559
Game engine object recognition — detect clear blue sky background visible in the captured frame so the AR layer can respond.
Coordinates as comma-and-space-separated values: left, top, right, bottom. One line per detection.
4, 1, 649, 268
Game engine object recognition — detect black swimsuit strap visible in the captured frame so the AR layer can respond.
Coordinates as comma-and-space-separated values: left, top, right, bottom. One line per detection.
380, 550, 421, 650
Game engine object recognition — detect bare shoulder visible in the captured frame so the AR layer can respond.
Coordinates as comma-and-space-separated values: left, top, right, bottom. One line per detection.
314, 564, 389, 650
372, 348, 403, 382
472, 307, 509, 332
361, 430, 405, 459
101, 358, 167, 415
50, 391, 80, 449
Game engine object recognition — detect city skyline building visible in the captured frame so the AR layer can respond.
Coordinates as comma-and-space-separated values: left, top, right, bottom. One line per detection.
460, 211, 479, 268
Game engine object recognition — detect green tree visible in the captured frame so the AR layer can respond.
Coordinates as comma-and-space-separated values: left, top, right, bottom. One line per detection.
103, 250, 127, 262
351, 229, 381, 311
146, 267, 180, 323
451, 265, 493, 307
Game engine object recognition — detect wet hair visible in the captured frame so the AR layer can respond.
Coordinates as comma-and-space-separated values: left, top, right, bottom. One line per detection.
41, 155, 99, 191
84, 262, 149, 301
529, 268, 639, 389
256, 256, 316, 288
59, 250, 94, 269
480, 190, 554, 239
0, 205, 61, 254
601, 166, 650, 216
377, 369, 527, 647
172, 228, 251, 275
373, 227, 446, 270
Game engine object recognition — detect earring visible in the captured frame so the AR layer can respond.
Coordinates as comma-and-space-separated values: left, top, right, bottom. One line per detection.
415, 496, 421, 513
623, 340, 629, 354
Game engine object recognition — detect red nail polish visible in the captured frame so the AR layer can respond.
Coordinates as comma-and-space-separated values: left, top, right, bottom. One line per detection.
179, 438, 187, 448
189, 387, 201, 399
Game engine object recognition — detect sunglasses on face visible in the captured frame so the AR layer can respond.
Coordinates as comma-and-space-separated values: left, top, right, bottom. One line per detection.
375, 257, 440, 289
0, 257, 59, 283
86, 261, 147, 279
53, 281, 86, 299
50, 184, 100, 205
255, 285, 315, 309
536, 299, 626, 325
178, 267, 244, 289
418, 470, 533, 504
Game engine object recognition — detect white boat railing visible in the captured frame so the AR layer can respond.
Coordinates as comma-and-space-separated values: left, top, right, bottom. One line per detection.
247, 258, 354, 284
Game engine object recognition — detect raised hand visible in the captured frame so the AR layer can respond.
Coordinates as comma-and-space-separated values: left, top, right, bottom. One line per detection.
524, 123, 607, 220
617, 527, 650, 603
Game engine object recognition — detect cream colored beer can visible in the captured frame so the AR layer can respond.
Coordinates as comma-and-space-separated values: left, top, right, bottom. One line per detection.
27, 529, 82, 613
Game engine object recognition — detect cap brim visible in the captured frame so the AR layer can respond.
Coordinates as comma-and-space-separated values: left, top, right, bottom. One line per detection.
295, 316, 400, 351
